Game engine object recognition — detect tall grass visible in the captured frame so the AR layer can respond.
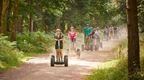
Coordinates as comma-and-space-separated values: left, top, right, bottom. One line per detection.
86, 33, 144, 80
17, 31, 54, 53
0, 35, 24, 72
0, 31, 54, 72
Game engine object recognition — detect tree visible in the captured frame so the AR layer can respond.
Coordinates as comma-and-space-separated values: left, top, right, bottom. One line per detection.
10, 0, 19, 41
126, 0, 140, 79
0, 0, 3, 33
28, 0, 34, 32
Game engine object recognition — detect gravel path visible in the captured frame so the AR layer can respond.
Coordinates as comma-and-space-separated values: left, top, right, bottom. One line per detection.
0, 30, 127, 80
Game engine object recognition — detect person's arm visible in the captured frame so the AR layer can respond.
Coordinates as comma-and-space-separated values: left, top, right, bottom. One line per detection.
54, 36, 58, 41
74, 31, 77, 38
54, 33, 60, 41
88, 28, 92, 36
59, 33, 64, 41
59, 37, 63, 41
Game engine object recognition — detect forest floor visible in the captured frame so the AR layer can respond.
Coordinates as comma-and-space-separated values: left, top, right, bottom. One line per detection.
0, 31, 127, 80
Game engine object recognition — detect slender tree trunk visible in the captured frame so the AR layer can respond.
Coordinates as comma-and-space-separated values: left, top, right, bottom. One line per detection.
44, 25, 49, 33
6, 0, 11, 33
16, 17, 23, 33
19, 17, 23, 33
11, 0, 19, 41
29, 0, 34, 32
126, 0, 140, 79
0, 0, 3, 33
29, 14, 34, 32
2, 0, 10, 35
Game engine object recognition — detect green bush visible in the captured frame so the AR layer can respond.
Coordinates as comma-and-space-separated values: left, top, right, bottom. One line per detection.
16, 31, 54, 53
87, 58, 144, 80
0, 35, 24, 71
87, 59, 128, 80
87, 34, 144, 80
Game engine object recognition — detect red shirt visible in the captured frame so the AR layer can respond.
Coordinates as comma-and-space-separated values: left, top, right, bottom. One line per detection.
68, 31, 77, 41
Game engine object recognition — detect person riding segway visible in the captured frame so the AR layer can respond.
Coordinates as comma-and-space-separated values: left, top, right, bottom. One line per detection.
50, 28, 68, 67
68, 26, 77, 50
82, 24, 93, 51
90, 28, 102, 51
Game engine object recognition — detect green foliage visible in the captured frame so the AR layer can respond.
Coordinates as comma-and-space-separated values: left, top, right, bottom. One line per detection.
2, 0, 127, 36
87, 59, 128, 80
16, 31, 54, 53
0, 31, 54, 71
0, 35, 24, 71
138, 0, 144, 32
140, 33, 144, 72
87, 35, 144, 80
87, 58, 144, 80
61, 0, 126, 28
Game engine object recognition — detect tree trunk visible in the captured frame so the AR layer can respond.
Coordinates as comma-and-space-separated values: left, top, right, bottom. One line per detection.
16, 16, 23, 33
29, 0, 34, 32
6, 0, 11, 33
44, 25, 49, 33
19, 17, 23, 33
10, 0, 19, 41
29, 14, 34, 32
126, 0, 140, 79
2, 0, 10, 35
0, 0, 3, 33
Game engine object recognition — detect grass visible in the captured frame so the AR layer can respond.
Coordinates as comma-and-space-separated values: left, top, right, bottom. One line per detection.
98, 60, 119, 69
86, 56, 144, 80
86, 58, 128, 80
86, 34, 144, 80
0, 32, 54, 72
0, 61, 6, 72
0, 50, 52, 72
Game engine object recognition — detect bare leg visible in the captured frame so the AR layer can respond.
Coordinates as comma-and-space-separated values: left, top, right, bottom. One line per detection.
60, 50, 63, 61
85, 37, 89, 49
56, 50, 59, 62
58, 50, 61, 62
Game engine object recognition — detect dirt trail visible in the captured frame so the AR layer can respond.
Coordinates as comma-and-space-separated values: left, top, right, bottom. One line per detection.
0, 30, 127, 80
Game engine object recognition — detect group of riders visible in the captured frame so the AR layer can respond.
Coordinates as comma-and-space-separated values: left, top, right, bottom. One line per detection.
54, 24, 120, 61
103, 26, 120, 41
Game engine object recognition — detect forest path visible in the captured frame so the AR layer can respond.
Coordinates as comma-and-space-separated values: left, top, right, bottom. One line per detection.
0, 29, 127, 80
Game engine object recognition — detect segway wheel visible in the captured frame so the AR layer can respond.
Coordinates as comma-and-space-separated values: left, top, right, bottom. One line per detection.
64, 55, 68, 67
51, 55, 55, 67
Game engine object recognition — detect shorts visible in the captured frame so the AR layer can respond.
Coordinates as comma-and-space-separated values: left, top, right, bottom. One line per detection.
55, 41, 63, 49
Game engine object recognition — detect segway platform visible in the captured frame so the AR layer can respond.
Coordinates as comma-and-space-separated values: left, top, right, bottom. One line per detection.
50, 55, 68, 67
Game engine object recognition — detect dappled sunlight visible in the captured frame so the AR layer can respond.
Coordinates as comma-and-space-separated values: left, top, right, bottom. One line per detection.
69, 58, 102, 68
25, 57, 49, 64
1, 33, 127, 80
0, 0, 141, 79
25, 56, 102, 69
25, 56, 117, 69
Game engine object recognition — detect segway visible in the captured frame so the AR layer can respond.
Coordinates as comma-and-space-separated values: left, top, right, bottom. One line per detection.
50, 40, 68, 67
94, 35, 103, 51
81, 39, 93, 51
